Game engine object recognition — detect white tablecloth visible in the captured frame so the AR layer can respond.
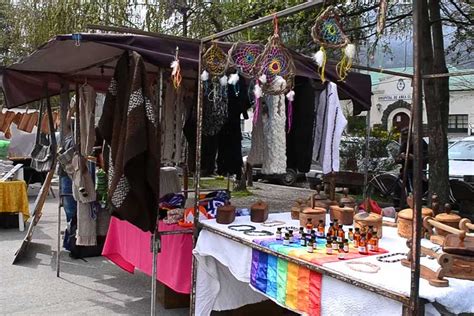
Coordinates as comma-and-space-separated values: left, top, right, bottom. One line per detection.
194, 213, 474, 315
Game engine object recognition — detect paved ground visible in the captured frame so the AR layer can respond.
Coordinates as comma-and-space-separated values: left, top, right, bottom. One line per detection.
0, 183, 312, 315
233, 182, 314, 211
0, 188, 187, 316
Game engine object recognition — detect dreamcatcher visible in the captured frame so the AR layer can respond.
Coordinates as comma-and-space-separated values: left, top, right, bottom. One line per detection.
200, 42, 229, 136
311, 6, 355, 82
254, 15, 296, 132
227, 42, 264, 97
170, 46, 182, 89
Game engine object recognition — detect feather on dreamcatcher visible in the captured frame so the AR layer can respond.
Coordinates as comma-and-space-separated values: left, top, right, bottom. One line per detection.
254, 15, 296, 132
311, 6, 355, 82
201, 42, 229, 136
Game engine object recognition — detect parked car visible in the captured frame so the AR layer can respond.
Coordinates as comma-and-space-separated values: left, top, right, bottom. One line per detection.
448, 136, 474, 185
242, 155, 304, 186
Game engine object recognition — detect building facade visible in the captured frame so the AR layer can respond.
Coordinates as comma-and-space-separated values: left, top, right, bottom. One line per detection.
368, 67, 474, 138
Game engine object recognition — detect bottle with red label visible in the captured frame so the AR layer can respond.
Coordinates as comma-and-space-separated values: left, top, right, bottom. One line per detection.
353, 227, 361, 247
337, 225, 345, 243
369, 228, 379, 252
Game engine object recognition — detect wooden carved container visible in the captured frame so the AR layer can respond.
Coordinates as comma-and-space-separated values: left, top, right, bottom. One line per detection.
397, 207, 434, 239
311, 185, 331, 210
291, 198, 308, 220
251, 200, 269, 223
216, 204, 236, 224
329, 205, 354, 225
299, 207, 326, 227
339, 188, 356, 208
354, 212, 383, 238
434, 204, 461, 237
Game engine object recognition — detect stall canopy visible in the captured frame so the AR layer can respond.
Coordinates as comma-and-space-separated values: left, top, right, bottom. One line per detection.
1, 33, 372, 114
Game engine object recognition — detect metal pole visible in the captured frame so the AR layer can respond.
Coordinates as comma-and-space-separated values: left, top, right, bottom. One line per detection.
56, 182, 61, 278
189, 40, 204, 316
151, 68, 164, 316
409, 0, 423, 313
201, 0, 324, 43
362, 110, 371, 203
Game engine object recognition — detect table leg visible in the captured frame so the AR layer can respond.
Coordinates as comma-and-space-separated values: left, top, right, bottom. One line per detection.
18, 212, 24, 232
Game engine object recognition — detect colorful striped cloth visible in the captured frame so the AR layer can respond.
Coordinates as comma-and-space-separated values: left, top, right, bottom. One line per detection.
250, 238, 387, 315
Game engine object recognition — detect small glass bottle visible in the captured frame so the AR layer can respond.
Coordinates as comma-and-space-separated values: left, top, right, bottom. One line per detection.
288, 230, 294, 243
307, 238, 314, 253
300, 233, 307, 247
332, 237, 339, 251
353, 227, 361, 247
369, 228, 379, 252
283, 233, 290, 246
276, 227, 282, 240
338, 243, 345, 260
358, 233, 368, 254
306, 218, 314, 234
327, 222, 335, 238
367, 225, 374, 241
343, 239, 349, 253
348, 228, 354, 241
337, 224, 344, 243
299, 226, 305, 237
318, 220, 325, 237
326, 238, 333, 255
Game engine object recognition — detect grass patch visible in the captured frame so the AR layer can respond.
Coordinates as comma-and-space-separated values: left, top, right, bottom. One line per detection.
186, 177, 254, 198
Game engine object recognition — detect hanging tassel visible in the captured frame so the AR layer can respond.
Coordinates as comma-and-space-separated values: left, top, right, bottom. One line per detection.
171, 60, 182, 89
219, 75, 228, 86
259, 74, 267, 84
228, 73, 239, 85
312, 47, 327, 82
253, 83, 262, 125
286, 90, 295, 132
200, 70, 209, 81
336, 44, 355, 81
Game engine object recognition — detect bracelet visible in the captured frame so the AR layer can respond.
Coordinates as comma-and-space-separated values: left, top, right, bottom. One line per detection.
376, 252, 407, 263
282, 226, 299, 232
345, 261, 381, 273
228, 224, 256, 232
244, 230, 273, 236
262, 220, 286, 227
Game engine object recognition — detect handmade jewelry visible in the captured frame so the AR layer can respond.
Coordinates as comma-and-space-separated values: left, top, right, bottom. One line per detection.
244, 230, 273, 236
345, 261, 381, 274
376, 252, 407, 263
228, 224, 256, 232
282, 226, 299, 233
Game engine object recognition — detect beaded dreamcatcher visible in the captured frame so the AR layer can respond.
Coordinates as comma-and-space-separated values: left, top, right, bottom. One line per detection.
200, 42, 229, 136
254, 15, 296, 131
170, 46, 182, 89
226, 42, 264, 98
311, 6, 355, 82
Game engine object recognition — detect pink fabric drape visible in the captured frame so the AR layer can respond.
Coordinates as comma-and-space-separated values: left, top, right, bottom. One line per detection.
102, 217, 193, 294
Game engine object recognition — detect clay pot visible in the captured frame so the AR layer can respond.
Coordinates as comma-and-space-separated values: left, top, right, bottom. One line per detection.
329, 204, 354, 225
434, 203, 461, 237
299, 206, 326, 227
354, 212, 383, 238
251, 200, 269, 223
397, 207, 434, 239
216, 204, 236, 224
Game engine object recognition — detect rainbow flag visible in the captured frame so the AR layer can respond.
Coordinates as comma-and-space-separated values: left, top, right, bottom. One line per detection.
250, 238, 386, 315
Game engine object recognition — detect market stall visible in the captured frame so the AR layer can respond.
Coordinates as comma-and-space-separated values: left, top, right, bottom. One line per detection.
194, 212, 474, 315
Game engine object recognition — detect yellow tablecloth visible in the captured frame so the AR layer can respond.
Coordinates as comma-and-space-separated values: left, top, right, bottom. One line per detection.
0, 180, 29, 220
